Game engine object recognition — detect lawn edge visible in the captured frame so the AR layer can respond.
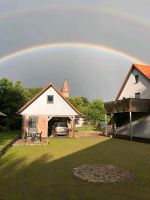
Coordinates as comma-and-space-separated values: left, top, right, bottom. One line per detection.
0, 135, 20, 157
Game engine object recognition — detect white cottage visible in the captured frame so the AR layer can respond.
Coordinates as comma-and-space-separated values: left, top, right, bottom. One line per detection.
17, 82, 80, 137
105, 64, 150, 140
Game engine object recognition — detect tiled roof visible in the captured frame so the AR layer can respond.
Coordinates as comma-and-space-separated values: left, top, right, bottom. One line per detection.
16, 83, 80, 115
133, 64, 150, 79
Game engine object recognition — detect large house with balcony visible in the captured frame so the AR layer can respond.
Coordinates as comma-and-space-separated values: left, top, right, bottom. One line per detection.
105, 64, 150, 140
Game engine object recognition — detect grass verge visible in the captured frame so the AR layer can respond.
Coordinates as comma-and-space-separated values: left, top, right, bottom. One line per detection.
75, 125, 98, 132
0, 130, 20, 150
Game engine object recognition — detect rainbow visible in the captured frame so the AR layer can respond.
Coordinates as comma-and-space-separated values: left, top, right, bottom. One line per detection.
0, 42, 145, 64
0, 5, 150, 29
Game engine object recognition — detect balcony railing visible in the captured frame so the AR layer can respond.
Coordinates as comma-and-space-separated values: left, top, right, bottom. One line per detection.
105, 98, 150, 114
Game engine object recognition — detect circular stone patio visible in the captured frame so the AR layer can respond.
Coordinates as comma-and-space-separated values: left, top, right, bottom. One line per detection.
73, 164, 134, 183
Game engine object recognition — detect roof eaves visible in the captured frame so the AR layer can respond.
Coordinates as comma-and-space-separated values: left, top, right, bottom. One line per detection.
133, 64, 150, 80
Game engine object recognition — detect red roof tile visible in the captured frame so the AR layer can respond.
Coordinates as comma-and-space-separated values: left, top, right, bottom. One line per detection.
133, 64, 150, 79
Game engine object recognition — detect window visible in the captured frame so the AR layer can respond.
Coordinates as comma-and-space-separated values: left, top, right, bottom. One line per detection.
134, 74, 139, 84
29, 116, 38, 128
75, 119, 80, 125
47, 95, 54, 103
135, 92, 140, 99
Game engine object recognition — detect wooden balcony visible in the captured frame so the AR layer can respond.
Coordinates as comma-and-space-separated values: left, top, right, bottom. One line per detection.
105, 98, 150, 114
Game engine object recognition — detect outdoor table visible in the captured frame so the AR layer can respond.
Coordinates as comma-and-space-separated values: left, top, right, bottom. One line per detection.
24, 132, 42, 142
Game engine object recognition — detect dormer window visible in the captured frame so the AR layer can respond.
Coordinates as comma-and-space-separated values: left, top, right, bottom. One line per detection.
134, 74, 139, 84
47, 95, 54, 103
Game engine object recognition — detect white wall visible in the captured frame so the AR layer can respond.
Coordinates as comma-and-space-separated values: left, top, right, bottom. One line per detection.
21, 87, 78, 116
116, 114, 150, 139
118, 68, 150, 100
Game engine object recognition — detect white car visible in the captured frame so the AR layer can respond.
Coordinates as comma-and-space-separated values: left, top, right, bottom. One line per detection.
52, 122, 69, 136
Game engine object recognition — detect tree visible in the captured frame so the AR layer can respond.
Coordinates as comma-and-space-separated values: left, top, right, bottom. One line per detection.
68, 96, 89, 114
28, 88, 42, 99
85, 99, 105, 126
0, 79, 31, 129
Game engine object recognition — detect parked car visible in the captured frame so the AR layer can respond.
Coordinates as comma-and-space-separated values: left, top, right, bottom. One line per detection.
52, 122, 69, 136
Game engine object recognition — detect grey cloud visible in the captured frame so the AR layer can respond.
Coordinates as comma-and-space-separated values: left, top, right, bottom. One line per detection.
0, 0, 149, 101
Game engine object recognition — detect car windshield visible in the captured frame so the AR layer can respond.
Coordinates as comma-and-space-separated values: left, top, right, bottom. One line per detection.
55, 122, 67, 127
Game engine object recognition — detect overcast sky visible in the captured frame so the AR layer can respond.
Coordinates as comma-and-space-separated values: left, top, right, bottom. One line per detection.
0, 0, 150, 101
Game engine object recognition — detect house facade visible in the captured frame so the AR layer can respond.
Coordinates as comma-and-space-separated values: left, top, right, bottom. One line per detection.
105, 64, 150, 140
117, 64, 150, 100
17, 81, 80, 137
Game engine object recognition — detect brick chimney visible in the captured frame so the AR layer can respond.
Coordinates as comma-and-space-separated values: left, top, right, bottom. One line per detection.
61, 79, 69, 98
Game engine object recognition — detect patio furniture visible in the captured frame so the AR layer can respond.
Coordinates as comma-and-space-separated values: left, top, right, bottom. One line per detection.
24, 131, 42, 142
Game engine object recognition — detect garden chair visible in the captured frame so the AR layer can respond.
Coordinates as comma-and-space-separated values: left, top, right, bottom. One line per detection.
24, 131, 42, 142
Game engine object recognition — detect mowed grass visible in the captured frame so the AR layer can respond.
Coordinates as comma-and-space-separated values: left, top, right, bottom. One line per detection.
0, 130, 20, 150
75, 125, 96, 132
0, 137, 150, 200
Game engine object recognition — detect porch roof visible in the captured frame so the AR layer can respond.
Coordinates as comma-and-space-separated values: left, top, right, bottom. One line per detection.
105, 98, 150, 114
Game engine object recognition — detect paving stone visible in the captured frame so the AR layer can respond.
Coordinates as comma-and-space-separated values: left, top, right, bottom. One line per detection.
73, 164, 134, 183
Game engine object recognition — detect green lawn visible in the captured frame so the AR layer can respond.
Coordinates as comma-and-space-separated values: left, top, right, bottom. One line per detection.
75, 125, 97, 132
0, 136, 150, 200
0, 130, 20, 150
